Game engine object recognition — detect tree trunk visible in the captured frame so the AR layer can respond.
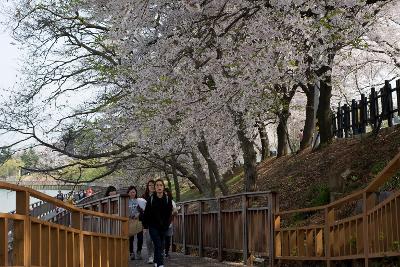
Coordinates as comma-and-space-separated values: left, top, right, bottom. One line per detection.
197, 138, 229, 195
208, 165, 216, 196
277, 111, 290, 157
172, 164, 181, 202
317, 77, 333, 147
165, 171, 172, 191
300, 84, 316, 150
168, 157, 210, 196
258, 122, 270, 160
190, 151, 214, 197
236, 114, 258, 192
316, 52, 335, 147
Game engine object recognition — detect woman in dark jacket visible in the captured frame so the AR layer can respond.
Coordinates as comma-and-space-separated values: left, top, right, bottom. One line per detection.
142, 180, 155, 264
143, 179, 172, 267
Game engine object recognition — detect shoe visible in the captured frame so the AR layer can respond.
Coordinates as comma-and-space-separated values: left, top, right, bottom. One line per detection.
130, 253, 135, 260
147, 256, 154, 264
136, 251, 142, 260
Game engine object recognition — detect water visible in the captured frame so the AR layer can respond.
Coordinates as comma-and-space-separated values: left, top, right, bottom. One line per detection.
0, 189, 70, 213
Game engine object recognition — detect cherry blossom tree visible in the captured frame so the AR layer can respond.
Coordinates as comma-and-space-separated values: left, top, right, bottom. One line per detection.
0, 0, 398, 195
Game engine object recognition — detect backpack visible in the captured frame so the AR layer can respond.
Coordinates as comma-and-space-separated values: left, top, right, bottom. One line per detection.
150, 194, 169, 206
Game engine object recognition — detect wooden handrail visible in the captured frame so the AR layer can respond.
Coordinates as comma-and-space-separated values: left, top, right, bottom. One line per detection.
173, 151, 400, 267
176, 191, 274, 205
0, 182, 127, 222
0, 181, 129, 267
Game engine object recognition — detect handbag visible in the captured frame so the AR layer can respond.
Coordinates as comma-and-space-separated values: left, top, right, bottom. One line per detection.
129, 218, 143, 236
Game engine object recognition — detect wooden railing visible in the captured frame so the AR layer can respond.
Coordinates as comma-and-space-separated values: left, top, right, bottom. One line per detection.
76, 193, 130, 218
173, 192, 277, 265
0, 182, 129, 267
173, 151, 400, 266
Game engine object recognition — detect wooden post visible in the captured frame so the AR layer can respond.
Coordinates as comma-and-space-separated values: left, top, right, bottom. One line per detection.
370, 88, 378, 129
325, 207, 335, 267
0, 218, 8, 266
71, 211, 82, 230
198, 201, 204, 257
396, 79, 400, 116
268, 192, 278, 267
351, 99, 358, 135
182, 204, 187, 255
107, 199, 111, 235
121, 220, 129, 237
16, 191, 29, 215
15, 190, 31, 267
363, 192, 376, 267
360, 94, 368, 134
331, 115, 337, 137
337, 106, 343, 138
242, 195, 248, 265
385, 80, 394, 127
217, 198, 223, 262
343, 104, 350, 138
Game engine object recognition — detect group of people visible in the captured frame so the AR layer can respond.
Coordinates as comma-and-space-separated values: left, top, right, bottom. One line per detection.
105, 179, 177, 267
55, 188, 92, 204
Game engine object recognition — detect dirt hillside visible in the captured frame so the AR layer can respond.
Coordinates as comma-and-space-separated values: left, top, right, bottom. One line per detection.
227, 125, 400, 211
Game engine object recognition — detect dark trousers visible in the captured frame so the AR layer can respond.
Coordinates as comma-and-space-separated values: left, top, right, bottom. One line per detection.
129, 231, 143, 253
149, 227, 167, 267
165, 235, 171, 255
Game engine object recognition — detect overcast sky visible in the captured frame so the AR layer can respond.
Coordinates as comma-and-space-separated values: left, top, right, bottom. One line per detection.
0, 26, 19, 91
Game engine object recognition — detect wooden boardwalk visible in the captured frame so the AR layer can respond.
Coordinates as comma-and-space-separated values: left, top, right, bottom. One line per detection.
130, 252, 238, 267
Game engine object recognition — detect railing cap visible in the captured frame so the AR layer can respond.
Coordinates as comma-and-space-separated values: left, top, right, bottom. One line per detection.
177, 191, 277, 205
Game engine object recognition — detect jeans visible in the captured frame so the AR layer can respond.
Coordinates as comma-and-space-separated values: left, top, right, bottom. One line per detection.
165, 235, 171, 255
129, 231, 143, 254
144, 229, 154, 258
149, 227, 167, 267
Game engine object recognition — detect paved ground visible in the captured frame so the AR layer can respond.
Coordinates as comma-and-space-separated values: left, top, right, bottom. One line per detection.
130, 252, 239, 267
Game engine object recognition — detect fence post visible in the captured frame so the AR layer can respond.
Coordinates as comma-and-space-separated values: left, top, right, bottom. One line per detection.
71, 211, 82, 229
242, 195, 249, 265
343, 104, 350, 137
363, 192, 376, 267
324, 207, 335, 267
331, 114, 337, 137
268, 192, 278, 267
182, 203, 187, 255
15, 190, 31, 267
385, 80, 394, 127
396, 79, 400, 116
198, 201, 203, 257
337, 106, 343, 138
217, 198, 223, 262
370, 88, 377, 128
360, 94, 368, 134
351, 99, 358, 135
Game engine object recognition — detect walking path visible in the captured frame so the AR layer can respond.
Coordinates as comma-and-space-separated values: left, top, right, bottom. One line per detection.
130, 252, 239, 267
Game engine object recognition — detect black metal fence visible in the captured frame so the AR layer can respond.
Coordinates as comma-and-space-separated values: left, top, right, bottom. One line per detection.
332, 79, 400, 138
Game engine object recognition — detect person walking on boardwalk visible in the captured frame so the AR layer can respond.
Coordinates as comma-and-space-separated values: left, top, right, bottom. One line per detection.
127, 185, 144, 261
143, 179, 172, 267
56, 190, 64, 201
142, 180, 155, 264
104, 185, 117, 197
164, 188, 178, 258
